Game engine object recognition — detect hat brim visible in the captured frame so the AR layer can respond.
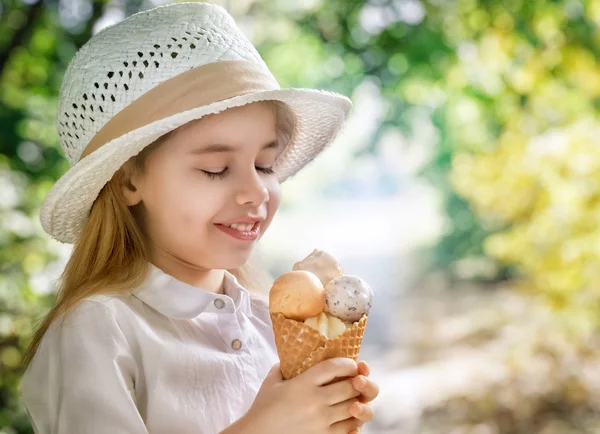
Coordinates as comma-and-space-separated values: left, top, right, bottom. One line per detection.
41, 88, 352, 243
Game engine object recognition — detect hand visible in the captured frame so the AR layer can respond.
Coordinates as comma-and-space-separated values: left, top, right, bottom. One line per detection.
234, 358, 364, 434
347, 361, 380, 434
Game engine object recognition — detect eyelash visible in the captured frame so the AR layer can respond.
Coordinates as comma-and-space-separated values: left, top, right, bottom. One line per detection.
201, 166, 275, 179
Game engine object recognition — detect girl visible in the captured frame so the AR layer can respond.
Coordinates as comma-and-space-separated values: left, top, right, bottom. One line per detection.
20, 2, 379, 434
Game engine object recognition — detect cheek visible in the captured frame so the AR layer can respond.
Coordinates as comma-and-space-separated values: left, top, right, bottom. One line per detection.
142, 168, 221, 236
261, 180, 282, 234
268, 186, 281, 213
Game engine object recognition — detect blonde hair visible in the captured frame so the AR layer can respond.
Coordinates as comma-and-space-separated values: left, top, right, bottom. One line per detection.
22, 100, 295, 369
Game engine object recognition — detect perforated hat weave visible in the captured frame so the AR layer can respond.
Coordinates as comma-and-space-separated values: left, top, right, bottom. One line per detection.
41, 1, 352, 243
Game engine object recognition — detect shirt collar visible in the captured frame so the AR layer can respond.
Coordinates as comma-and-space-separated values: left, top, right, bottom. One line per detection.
132, 263, 253, 320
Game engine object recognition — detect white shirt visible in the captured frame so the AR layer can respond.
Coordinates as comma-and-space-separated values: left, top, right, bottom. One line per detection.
21, 263, 279, 434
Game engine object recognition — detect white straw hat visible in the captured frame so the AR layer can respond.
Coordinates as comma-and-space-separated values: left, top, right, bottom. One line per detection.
41, 1, 352, 244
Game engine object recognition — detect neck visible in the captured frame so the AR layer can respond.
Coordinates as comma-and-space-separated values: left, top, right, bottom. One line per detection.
152, 250, 226, 295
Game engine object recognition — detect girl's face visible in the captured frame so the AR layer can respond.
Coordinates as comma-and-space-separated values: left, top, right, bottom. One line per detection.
125, 102, 284, 271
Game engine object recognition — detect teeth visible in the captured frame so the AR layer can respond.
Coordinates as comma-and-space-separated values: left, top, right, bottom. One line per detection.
229, 222, 254, 232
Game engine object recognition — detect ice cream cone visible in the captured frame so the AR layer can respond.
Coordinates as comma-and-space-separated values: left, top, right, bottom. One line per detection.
270, 312, 368, 380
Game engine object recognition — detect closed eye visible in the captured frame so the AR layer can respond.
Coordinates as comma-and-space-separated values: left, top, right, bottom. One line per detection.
257, 166, 275, 175
201, 168, 228, 179
200, 166, 276, 180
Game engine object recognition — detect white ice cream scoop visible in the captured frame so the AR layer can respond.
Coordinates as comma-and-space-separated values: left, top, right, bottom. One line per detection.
304, 312, 347, 339
292, 249, 344, 286
324, 275, 373, 322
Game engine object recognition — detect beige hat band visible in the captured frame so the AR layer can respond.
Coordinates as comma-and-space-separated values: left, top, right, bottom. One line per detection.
80, 59, 281, 160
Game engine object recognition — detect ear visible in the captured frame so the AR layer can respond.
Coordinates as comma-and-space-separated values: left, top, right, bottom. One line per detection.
118, 163, 143, 206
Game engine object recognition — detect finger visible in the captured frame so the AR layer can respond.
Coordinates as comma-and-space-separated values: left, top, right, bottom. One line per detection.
352, 375, 380, 403
357, 360, 370, 376
328, 416, 362, 434
322, 378, 361, 405
349, 401, 375, 423
328, 397, 360, 425
306, 357, 359, 386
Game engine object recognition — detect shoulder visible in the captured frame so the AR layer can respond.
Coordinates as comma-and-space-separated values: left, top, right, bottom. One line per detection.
56, 294, 136, 331
23, 296, 137, 384
80, 293, 137, 318
36, 297, 132, 353
21, 297, 140, 424
36, 294, 146, 356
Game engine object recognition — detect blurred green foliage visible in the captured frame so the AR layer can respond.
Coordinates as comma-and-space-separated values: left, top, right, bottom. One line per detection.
1, 0, 102, 431
442, 0, 600, 324
3, 0, 600, 432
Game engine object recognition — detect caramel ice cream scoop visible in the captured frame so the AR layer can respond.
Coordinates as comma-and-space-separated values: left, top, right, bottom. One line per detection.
269, 270, 326, 321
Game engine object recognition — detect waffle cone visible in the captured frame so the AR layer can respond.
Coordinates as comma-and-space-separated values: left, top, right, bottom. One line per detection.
270, 312, 368, 380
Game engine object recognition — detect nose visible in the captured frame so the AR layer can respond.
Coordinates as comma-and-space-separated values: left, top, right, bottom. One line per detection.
235, 169, 270, 206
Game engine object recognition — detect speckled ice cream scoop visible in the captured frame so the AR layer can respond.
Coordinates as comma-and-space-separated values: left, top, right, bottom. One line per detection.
324, 275, 373, 322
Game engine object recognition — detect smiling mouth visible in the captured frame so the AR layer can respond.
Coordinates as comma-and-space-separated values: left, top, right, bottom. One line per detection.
221, 222, 259, 232
214, 221, 261, 241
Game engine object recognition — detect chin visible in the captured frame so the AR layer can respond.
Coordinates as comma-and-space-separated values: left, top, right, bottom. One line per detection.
214, 247, 254, 270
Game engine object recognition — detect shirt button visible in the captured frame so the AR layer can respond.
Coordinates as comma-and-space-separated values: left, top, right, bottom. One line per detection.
231, 339, 243, 350
214, 298, 225, 309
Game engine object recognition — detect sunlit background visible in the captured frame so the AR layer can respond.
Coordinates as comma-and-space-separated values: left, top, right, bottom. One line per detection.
3, 0, 600, 432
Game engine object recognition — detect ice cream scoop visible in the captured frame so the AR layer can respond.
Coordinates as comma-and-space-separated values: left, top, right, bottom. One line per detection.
269, 270, 326, 321
304, 312, 347, 339
292, 249, 344, 286
324, 275, 373, 322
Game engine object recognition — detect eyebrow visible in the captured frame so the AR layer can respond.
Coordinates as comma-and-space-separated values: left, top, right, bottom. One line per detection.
189, 140, 279, 155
